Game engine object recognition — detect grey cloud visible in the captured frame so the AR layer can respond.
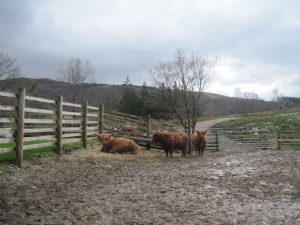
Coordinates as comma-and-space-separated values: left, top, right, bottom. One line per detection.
0, 0, 299, 98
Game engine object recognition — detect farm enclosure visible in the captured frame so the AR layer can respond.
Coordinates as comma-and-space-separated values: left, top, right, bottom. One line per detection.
0, 88, 182, 165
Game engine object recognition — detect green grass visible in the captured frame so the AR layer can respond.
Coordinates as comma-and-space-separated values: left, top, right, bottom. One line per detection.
214, 108, 300, 131
0, 145, 56, 162
0, 139, 98, 164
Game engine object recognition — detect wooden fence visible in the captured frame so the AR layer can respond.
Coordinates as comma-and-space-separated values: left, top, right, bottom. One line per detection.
0, 88, 101, 167
0, 88, 183, 167
2, 88, 296, 168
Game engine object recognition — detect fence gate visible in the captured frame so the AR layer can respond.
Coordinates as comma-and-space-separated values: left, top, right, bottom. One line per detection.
208, 128, 278, 152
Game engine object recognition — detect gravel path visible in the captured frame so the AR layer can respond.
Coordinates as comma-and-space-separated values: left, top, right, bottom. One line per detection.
196, 117, 234, 130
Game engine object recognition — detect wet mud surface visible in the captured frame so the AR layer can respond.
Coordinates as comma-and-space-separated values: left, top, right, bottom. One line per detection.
0, 145, 299, 225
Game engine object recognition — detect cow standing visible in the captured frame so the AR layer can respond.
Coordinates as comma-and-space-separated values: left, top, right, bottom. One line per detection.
192, 130, 208, 156
152, 131, 188, 157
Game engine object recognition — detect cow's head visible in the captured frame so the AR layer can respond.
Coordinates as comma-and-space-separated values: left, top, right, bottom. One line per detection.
97, 133, 112, 145
152, 132, 162, 142
195, 130, 207, 140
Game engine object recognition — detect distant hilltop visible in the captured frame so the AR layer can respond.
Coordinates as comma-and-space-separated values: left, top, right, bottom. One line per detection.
0, 77, 299, 117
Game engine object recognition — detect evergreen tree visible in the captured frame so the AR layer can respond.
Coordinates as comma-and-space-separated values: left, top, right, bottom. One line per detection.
119, 78, 139, 115
138, 82, 150, 117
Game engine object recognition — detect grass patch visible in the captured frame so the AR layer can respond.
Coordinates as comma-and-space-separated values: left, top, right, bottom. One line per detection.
62, 142, 83, 154
0, 146, 57, 162
0, 162, 11, 175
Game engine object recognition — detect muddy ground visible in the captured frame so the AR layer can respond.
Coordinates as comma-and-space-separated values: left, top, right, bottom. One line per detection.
0, 144, 299, 225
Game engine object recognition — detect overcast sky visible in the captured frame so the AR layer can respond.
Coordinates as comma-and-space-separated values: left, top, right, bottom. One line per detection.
1, 0, 299, 99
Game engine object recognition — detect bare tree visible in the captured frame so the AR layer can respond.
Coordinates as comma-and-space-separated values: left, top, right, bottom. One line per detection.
58, 58, 93, 103
234, 87, 242, 98
0, 51, 20, 80
150, 49, 216, 154
272, 87, 287, 109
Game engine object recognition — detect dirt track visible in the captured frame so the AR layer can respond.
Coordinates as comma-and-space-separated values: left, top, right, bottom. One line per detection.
0, 118, 299, 225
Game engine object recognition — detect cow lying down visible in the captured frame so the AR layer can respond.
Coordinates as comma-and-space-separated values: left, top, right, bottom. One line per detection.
122, 125, 140, 136
97, 133, 141, 155
152, 131, 188, 157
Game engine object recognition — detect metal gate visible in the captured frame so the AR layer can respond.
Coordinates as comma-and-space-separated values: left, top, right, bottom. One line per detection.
207, 128, 278, 152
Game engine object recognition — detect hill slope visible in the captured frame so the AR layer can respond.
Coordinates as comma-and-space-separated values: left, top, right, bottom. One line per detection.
0, 77, 297, 117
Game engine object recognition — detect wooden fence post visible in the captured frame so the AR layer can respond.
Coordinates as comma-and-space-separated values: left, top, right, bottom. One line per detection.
16, 88, 25, 168
277, 128, 281, 150
99, 104, 104, 134
82, 101, 88, 148
56, 95, 63, 155
146, 114, 151, 150
216, 132, 219, 151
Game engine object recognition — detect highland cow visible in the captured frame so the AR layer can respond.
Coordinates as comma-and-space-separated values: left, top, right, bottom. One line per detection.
152, 131, 188, 157
97, 133, 141, 155
192, 130, 208, 156
122, 125, 140, 136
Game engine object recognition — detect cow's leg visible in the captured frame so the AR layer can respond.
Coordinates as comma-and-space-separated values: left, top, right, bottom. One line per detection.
165, 149, 169, 157
169, 148, 173, 158
200, 146, 204, 156
182, 145, 186, 157
101, 145, 108, 152
195, 144, 199, 156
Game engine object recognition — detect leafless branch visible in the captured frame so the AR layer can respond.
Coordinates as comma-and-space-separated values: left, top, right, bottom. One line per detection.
0, 51, 20, 79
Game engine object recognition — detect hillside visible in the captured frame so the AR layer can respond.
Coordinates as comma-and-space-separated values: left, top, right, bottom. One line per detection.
0, 77, 298, 117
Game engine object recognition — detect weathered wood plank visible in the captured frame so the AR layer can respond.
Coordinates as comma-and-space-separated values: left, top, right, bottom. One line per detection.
0, 91, 17, 98
24, 119, 56, 124
25, 95, 56, 104
87, 137, 97, 141
62, 119, 82, 124
87, 113, 98, 118
56, 95, 63, 155
62, 111, 82, 116
0, 105, 15, 111
62, 138, 82, 144
0, 128, 13, 134
23, 135, 56, 142
278, 139, 300, 142
87, 106, 98, 110
87, 132, 97, 136
62, 102, 82, 108
0, 138, 14, 144
62, 133, 82, 138
24, 128, 56, 133
62, 127, 82, 132
24, 107, 56, 114
99, 104, 104, 133
0, 147, 15, 153
16, 88, 25, 168
0, 132, 13, 138
0, 118, 16, 123
23, 142, 55, 150
87, 126, 98, 131
87, 121, 98, 125
82, 101, 88, 148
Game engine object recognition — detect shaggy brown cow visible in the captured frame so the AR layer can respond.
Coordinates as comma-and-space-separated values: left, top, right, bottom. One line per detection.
192, 130, 208, 156
122, 125, 140, 136
97, 133, 141, 155
152, 131, 188, 157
